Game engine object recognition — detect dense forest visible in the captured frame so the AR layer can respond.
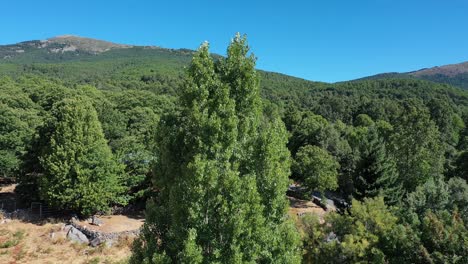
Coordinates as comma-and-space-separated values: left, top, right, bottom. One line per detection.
1, 35, 468, 263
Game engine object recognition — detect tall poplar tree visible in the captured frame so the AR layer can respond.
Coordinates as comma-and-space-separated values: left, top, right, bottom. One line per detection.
39, 96, 124, 216
131, 34, 301, 263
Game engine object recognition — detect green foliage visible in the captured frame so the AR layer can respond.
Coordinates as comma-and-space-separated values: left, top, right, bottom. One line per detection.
353, 127, 402, 204
447, 177, 468, 222
354, 114, 374, 127
303, 197, 422, 264
456, 150, 468, 181
293, 145, 339, 194
38, 96, 125, 215
420, 210, 468, 263
399, 177, 468, 263
131, 35, 301, 263
287, 110, 329, 156
389, 101, 444, 193
0, 78, 41, 178
2, 35, 468, 262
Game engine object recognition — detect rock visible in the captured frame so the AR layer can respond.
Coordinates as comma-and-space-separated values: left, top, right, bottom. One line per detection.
91, 216, 103, 226
325, 232, 338, 243
71, 215, 79, 223
90, 237, 104, 247
63, 224, 73, 233
0, 219, 11, 224
67, 227, 89, 244
105, 239, 114, 248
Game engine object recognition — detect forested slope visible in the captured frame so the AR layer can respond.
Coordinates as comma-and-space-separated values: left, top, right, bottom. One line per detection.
1, 35, 467, 263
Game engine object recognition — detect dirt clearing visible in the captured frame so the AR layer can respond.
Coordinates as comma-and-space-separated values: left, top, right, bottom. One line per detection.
76, 215, 144, 233
288, 196, 327, 220
0, 219, 134, 264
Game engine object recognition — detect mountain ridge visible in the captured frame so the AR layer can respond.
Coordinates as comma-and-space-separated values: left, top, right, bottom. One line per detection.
356, 61, 468, 89
1, 35, 468, 89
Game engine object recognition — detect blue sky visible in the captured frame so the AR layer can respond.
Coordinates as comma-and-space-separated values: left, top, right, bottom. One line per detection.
2, 0, 468, 82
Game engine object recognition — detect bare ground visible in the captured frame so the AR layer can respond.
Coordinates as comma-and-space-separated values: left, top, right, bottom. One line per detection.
0, 219, 135, 264
288, 196, 327, 220
76, 215, 144, 233
0, 185, 328, 263
0, 184, 141, 264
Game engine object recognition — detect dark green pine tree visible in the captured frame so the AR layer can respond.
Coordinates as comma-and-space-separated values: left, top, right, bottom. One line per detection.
131, 35, 301, 263
354, 128, 402, 205
38, 96, 124, 216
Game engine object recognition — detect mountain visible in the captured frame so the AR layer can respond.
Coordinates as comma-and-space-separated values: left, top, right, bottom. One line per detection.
359, 61, 468, 89
0, 35, 322, 97
0, 35, 190, 63
408, 62, 468, 88
0, 35, 129, 61
3, 35, 468, 89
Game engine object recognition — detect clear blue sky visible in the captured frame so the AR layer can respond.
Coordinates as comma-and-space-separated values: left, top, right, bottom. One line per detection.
2, 0, 468, 82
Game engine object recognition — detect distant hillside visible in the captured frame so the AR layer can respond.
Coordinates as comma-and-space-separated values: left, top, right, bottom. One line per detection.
0, 35, 193, 64
358, 61, 468, 89
0, 35, 125, 62
0, 35, 323, 98
408, 62, 468, 89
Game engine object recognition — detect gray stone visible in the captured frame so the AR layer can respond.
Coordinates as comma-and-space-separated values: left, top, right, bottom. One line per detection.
105, 239, 114, 248
63, 224, 73, 233
325, 232, 338, 243
90, 237, 104, 247
67, 226, 89, 244
70, 214, 79, 222
91, 215, 103, 226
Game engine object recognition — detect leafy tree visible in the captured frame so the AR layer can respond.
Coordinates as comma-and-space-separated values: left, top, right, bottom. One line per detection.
403, 177, 468, 263
405, 176, 450, 218
0, 104, 33, 178
115, 106, 159, 202
420, 210, 468, 263
0, 81, 41, 179
114, 136, 154, 202
287, 111, 329, 155
447, 177, 468, 223
303, 197, 420, 264
293, 145, 339, 195
455, 151, 468, 181
390, 100, 444, 192
354, 113, 374, 127
427, 98, 465, 174
131, 35, 301, 263
38, 96, 124, 216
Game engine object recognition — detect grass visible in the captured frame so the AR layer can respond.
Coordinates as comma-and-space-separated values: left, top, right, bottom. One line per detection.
85, 257, 101, 264
12, 244, 27, 261
0, 229, 26, 248
13, 230, 25, 240
114, 236, 135, 249
88, 243, 106, 255
0, 220, 135, 263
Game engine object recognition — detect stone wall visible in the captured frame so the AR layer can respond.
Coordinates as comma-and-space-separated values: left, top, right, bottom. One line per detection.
70, 220, 140, 242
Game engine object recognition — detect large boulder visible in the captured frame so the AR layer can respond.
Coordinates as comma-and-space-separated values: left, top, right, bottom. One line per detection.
67, 226, 89, 244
